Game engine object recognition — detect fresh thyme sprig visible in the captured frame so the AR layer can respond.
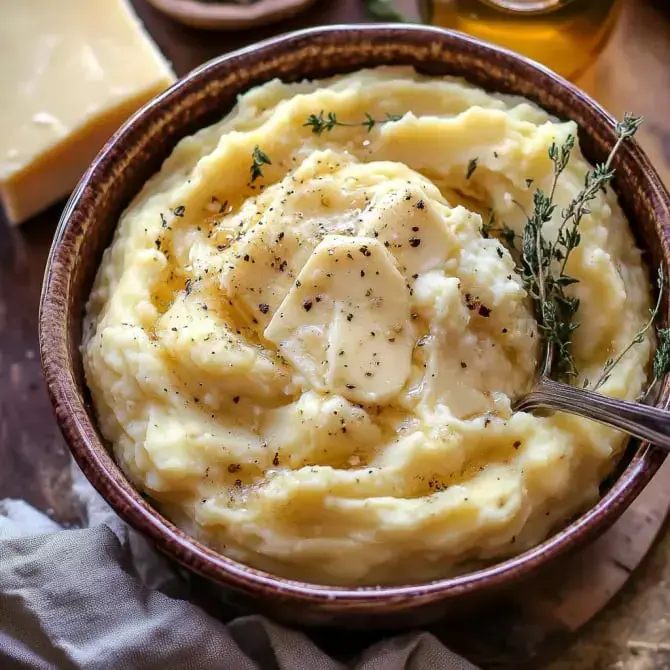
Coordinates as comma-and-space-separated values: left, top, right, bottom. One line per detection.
593, 267, 665, 391
304, 111, 403, 136
553, 114, 643, 278
250, 145, 271, 182
521, 133, 580, 379
517, 115, 642, 381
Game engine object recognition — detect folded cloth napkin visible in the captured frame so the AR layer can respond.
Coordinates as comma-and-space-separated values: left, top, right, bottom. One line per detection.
0, 466, 478, 670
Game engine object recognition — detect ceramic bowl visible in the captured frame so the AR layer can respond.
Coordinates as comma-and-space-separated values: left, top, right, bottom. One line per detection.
40, 24, 670, 628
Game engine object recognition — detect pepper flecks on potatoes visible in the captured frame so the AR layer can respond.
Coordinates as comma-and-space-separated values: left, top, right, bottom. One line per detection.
82, 67, 653, 586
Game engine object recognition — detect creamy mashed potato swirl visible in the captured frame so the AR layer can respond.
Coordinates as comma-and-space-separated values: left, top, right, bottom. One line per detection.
83, 68, 653, 585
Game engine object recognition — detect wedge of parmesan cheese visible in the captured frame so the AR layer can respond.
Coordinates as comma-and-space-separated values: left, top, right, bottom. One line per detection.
0, 0, 175, 225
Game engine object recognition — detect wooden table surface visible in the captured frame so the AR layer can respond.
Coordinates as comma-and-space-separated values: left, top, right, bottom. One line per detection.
1, 0, 670, 667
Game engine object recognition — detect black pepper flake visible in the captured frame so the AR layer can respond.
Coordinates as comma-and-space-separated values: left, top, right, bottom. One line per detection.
228, 464, 241, 473
388, 337, 396, 343
315, 296, 322, 303
155, 239, 161, 249
173, 205, 185, 217
411, 226, 419, 232
160, 213, 168, 228
460, 361, 467, 368
525, 178, 534, 188
496, 248, 504, 259
273, 452, 280, 466
478, 305, 491, 318
277, 231, 285, 242
243, 254, 250, 262
365, 372, 373, 377
171, 327, 178, 332
295, 280, 302, 288
345, 384, 356, 389
359, 245, 371, 257
259, 303, 269, 314
409, 238, 421, 248
360, 270, 366, 277
415, 200, 425, 210
234, 479, 242, 487
465, 294, 479, 311
303, 298, 313, 312
233, 396, 240, 404
184, 279, 192, 295
346, 313, 354, 322
502, 328, 508, 333
513, 441, 522, 449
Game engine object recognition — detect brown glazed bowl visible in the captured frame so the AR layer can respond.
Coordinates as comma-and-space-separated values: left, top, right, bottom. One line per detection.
40, 25, 670, 628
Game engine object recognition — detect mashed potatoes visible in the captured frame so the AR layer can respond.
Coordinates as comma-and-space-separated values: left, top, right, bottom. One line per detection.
83, 68, 653, 585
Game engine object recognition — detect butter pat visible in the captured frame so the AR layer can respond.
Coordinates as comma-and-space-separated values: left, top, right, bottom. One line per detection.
0, 0, 175, 225
265, 235, 414, 404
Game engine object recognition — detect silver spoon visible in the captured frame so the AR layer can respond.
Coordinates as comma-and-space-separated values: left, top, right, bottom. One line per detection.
514, 342, 670, 448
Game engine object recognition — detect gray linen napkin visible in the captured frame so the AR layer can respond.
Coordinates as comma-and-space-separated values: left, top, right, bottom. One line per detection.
0, 466, 478, 670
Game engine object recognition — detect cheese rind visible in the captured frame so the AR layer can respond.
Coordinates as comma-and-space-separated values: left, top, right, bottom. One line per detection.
0, 0, 175, 225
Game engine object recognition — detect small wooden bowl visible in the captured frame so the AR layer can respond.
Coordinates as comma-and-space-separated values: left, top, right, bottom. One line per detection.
40, 25, 670, 628
145, 0, 318, 30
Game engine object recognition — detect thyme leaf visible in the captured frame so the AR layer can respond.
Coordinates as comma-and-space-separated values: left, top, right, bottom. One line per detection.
481, 212, 517, 250
250, 145, 271, 182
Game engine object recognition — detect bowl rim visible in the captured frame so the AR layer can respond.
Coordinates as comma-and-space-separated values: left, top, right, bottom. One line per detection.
40, 23, 670, 609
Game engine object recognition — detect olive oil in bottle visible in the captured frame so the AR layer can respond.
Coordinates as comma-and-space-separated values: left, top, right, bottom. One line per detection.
421, 0, 622, 80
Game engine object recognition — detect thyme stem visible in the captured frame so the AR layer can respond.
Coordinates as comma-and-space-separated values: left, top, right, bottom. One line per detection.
593, 266, 665, 391
304, 111, 403, 136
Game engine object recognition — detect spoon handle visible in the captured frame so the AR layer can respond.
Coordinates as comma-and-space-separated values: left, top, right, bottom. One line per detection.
516, 377, 670, 449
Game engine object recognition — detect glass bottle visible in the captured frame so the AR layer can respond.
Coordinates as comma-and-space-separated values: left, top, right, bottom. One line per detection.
421, 0, 622, 80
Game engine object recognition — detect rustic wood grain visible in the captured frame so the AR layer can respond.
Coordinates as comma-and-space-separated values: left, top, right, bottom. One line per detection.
1, 0, 670, 667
